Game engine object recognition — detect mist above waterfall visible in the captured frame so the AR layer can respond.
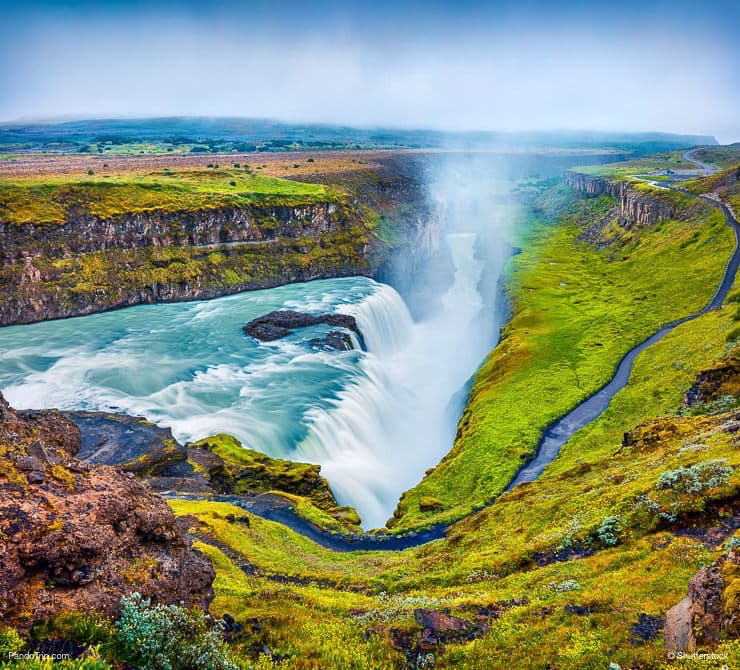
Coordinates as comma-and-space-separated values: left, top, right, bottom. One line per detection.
296, 157, 520, 528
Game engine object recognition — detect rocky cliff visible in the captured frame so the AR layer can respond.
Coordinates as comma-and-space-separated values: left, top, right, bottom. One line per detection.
0, 159, 442, 326
0, 202, 347, 265
0, 198, 384, 325
0, 393, 214, 629
564, 171, 678, 227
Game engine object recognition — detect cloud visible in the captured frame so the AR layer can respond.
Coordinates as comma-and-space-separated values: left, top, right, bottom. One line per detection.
0, 0, 738, 142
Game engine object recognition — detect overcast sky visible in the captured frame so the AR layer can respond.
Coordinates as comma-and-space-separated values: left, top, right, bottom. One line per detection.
1, 0, 738, 142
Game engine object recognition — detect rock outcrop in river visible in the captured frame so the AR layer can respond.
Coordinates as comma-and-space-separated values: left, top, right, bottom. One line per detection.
243, 309, 362, 348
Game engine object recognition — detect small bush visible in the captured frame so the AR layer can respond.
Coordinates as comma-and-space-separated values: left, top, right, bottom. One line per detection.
306, 158, 314, 162
596, 515, 621, 546
87, 169, 94, 176
115, 593, 236, 670
726, 326, 740, 342
681, 394, 736, 416
229, 181, 236, 186
655, 459, 733, 494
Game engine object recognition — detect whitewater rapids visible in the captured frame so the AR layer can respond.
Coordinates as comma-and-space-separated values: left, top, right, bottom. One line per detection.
0, 233, 495, 528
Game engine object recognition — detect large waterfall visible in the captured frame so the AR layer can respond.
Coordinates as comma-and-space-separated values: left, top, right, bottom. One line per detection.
297, 233, 491, 528
0, 235, 499, 530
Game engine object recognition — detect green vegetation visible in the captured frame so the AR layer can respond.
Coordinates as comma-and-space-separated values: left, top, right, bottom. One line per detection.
3, 153, 740, 668
390, 188, 731, 530
192, 434, 362, 532
682, 164, 740, 214
0, 169, 335, 225
0, 225, 379, 319
570, 150, 696, 178
115, 593, 236, 670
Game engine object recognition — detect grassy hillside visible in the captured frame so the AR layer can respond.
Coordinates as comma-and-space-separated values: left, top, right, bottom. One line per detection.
389, 186, 731, 530
691, 144, 740, 170
682, 164, 740, 214
2, 159, 739, 669
162, 288, 738, 669
0, 168, 336, 225
569, 151, 696, 178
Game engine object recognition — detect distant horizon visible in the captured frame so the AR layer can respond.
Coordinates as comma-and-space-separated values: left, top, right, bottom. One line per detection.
0, 115, 726, 147
1, 1, 737, 144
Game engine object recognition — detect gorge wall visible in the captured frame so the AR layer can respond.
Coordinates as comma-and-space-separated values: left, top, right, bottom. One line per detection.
564, 170, 679, 227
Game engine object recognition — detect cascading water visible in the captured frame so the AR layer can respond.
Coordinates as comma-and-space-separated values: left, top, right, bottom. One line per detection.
0, 156, 530, 529
296, 232, 492, 528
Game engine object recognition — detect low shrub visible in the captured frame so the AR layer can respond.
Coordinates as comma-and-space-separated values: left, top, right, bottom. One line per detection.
115, 593, 236, 670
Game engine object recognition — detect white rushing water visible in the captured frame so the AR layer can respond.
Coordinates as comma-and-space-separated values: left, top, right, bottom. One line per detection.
298, 233, 489, 526
0, 233, 495, 528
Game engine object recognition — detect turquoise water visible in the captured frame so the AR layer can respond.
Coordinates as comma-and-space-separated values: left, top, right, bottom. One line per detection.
0, 277, 377, 454
0, 232, 498, 528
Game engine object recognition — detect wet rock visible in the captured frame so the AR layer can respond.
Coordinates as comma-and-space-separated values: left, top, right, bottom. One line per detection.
64, 411, 187, 476
0, 392, 214, 630
243, 310, 362, 346
565, 604, 591, 616
310, 330, 354, 351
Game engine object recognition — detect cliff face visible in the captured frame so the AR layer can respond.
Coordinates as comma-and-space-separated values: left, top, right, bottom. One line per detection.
564, 171, 676, 227
0, 202, 344, 265
0, 198, 387, 326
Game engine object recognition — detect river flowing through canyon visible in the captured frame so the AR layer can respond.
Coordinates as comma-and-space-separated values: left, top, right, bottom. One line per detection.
0, 231, 499, 528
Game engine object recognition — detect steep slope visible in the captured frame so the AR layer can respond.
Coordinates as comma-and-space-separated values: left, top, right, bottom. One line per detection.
389, 175, 733, 530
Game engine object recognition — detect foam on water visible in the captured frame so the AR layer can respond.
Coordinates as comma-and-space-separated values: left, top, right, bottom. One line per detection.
0, 237, 495, 529
296, 233, 492, 527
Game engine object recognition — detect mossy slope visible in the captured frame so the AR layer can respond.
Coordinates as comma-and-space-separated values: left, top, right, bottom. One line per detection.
389, 185, 731, 530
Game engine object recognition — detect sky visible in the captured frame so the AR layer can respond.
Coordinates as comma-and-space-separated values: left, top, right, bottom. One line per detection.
0, 0, 738, 142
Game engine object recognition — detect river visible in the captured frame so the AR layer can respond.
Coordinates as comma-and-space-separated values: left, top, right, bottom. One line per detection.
0, 232, 495, 528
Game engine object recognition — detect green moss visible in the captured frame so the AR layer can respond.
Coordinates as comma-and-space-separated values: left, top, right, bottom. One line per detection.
192, 435, 360, 528
0, 169, 336, 225
390, 189, 732, 531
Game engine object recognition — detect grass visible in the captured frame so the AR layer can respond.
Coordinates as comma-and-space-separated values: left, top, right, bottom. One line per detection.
570, 151, 697, 178
158, 280, 740, 668
691, 144, 740, 170
4, 154, 740, 668
0, 168, 337, 225
389, 188, 732, 530
682, 164, 740, 215
191, 434, 362, 532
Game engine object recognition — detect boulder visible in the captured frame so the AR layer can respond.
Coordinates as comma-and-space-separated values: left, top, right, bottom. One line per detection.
243, 310, 363, 348
0, 392, 214, 629
665, 549, 739, 652
310, 330, 355, 351
62, 410, 187, 476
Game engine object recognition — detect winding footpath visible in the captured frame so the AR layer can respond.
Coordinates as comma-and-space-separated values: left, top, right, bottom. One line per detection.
508, 150, 737, 489
166, 150, 739, 550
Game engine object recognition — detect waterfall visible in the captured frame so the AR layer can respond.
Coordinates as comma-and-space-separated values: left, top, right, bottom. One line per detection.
297, 233, 492, 529
339, 283, 414, 357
